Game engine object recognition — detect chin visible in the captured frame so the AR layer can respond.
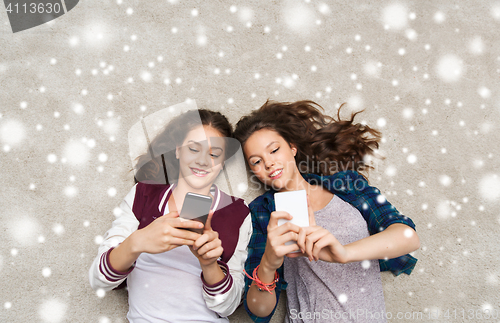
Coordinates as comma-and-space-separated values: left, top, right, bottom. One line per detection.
186, 175, 216, 189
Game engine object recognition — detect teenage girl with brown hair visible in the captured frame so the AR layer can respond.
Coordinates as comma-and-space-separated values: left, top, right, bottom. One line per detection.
234, 100, 420, 323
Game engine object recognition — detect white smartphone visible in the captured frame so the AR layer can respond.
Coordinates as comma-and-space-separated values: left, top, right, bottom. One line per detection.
275, 190, 309, 250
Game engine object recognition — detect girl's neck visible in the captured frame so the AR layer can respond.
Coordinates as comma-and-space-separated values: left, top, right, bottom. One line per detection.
280, 169, 323, 197
280, 167, 310, 192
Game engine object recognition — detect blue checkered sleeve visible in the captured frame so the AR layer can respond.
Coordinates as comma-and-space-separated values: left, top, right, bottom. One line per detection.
326, 170, 418, 275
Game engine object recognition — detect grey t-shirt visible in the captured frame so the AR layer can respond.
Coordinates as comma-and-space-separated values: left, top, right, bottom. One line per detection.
284, 195, 387, 322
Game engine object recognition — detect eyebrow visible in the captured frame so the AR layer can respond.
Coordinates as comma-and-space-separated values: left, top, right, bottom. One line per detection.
188, 140, 223, 151
248, 141, 279, 159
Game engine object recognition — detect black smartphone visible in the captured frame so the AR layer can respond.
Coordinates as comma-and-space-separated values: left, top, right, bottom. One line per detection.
179, 192, 213, 234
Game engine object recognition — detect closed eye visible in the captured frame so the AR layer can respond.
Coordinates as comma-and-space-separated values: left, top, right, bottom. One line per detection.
271, 147, 279, 154
250, 159, 261, 166
189, 147, 199, 153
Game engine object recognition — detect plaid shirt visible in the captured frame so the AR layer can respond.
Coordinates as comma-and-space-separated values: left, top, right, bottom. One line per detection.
243, 170, 418, 323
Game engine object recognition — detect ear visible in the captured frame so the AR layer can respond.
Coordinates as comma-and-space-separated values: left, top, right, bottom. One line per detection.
175, 146, 180, 159
290, 143, 297, 157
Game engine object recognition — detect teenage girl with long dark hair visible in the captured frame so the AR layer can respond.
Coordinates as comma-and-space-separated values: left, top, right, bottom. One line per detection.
90, 107, 251, 322
234, 100, 420, 323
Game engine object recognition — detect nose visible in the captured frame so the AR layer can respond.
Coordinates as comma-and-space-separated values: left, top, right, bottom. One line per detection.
264, 159, 274, 170
195, 152, 209, 166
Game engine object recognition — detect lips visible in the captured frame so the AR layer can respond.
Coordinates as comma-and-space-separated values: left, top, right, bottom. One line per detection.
269, 168, 283, 179
191, 167, 210, 177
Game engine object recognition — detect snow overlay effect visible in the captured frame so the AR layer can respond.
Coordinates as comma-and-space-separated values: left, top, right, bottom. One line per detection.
1, 1, 499, 322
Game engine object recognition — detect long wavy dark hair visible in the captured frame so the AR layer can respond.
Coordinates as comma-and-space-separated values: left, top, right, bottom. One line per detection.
134, 109, 234, 184
233, 100, 381, 178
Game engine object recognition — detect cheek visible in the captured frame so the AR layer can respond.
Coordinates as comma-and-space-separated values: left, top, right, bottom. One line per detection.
179, 151, 196, 164
251, 166, 267, 181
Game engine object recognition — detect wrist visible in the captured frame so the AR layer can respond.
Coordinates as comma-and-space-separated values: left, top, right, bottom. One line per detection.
128, 230, 144, 255
258, 257, 278, 284
342, 244, 355, 264
200, 260, 226, 286
200, 259, 219, 271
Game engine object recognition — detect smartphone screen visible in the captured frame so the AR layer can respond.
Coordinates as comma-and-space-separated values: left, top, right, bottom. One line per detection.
275, 189, 309, 252
179, 192, 213, 234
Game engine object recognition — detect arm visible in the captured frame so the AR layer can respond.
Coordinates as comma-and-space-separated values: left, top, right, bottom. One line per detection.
344, 223, 419, 262
89, 184, 206, 291
336, 171, 420, 275
200, 213, 253, 317
297, 171, 420, 271
243, 203, 300, 321
297, 222, 419, 264
89, 184, 139, 291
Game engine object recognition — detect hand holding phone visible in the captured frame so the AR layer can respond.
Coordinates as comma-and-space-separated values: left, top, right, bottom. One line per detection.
180, 192, 213, 234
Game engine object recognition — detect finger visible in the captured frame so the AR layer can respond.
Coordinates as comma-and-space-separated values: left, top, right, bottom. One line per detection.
297, 227, 307, 253
306, 195, 316, 226
286, 251, 306, 258
272, 222, 301, 236
198, 239, 221, 256
163, 211, 179, 218
170, 227, 203, 241
274, 231, 299, 247
312, 236, 331, 261
172, 218, 205, 230
305, 234, 315, 261
278, 243, 301, 257
204, 210, 214, 232
305, 229, 328, 260
203, 246, 223, 260
193, 233, 210, 250
168, 237, 197, 246
268, 211, 292, 229
297, 226, 321, 253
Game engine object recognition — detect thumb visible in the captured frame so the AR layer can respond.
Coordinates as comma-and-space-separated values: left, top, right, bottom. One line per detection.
204, 210, 214, 232
307, 195, 316, 226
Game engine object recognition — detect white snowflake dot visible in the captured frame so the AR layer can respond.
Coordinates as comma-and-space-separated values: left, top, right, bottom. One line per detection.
47, 154, 57, 163
107, 187, 117, 197
42, 267, 52, 278
404, 229, 414, 238
98, 153, 108, 162
95, 235, 104, 244
407, 154, 417, 164
338, 294, 348, 304
96, 289, 106, 298
53, 224, 65, 236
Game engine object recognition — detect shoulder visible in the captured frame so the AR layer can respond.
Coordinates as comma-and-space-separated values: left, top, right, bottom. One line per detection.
248, 190, 275, 214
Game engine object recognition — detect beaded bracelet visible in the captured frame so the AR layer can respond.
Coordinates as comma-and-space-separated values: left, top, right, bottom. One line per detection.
243, 264, 279, 294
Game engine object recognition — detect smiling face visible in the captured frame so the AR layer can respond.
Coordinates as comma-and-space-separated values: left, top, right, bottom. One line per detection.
243, 128, 300, 191
175, 125, 225, 191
